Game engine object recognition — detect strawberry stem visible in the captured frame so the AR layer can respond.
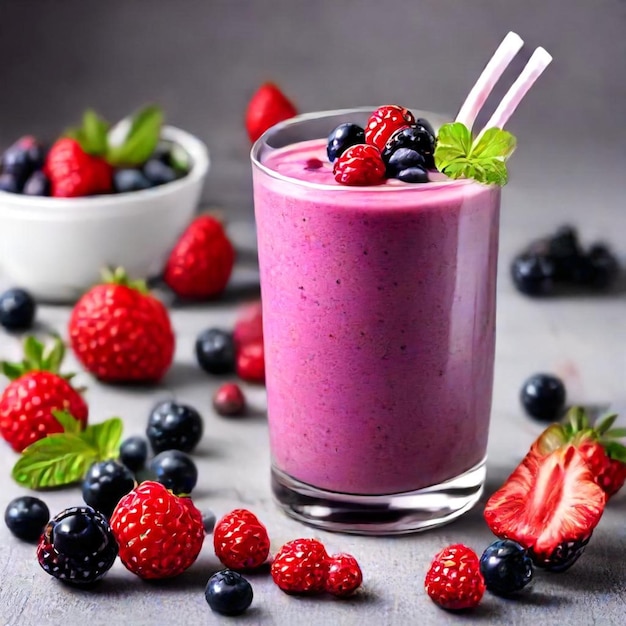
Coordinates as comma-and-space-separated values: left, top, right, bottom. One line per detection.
101, 266, 149, 294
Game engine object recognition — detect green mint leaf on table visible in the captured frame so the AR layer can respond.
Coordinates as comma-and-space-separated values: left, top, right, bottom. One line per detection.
434, 122, 516, 186
106, 105, 164, 167
11, 416, 123, 489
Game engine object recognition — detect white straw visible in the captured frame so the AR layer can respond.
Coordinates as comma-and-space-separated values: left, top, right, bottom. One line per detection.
455, 31, 524, 130
478, 47, 553, 136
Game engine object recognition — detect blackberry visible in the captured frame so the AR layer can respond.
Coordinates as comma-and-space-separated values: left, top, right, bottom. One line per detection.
4, 496, 50, 542
37, 506, 118, 585
147, 400, 204, 453
82, 460, 135, 518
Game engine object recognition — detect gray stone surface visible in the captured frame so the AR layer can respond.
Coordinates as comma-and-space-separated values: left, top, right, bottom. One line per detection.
1, 0, 626, 624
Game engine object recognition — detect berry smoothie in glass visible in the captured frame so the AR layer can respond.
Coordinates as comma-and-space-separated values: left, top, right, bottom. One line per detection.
251, 35, 551, 534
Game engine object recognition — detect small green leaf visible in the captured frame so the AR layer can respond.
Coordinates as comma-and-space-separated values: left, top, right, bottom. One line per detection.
79, 417, 123, 460
52, 409, 82, 435
12, 435, 98, 489
604, 441, 626, 464
23, 336, 44, 368
81, 109, 109, 155
169, 143, 191, 174
434, 122, 516, 187
41, 336, 65, 372
106, 105, 163, 167
595, 413, 619, 435
605, 427, 626, 439
1, 361, 24, 380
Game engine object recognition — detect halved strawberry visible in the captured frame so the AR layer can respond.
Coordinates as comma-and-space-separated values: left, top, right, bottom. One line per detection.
484, 445, 606, 572
530, 407, 626, 498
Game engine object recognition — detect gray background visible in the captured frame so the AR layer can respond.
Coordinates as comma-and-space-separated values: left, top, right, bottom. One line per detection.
1, 2, 625, 625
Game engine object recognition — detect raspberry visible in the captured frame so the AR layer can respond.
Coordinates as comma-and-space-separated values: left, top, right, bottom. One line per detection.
271, 538, 329, 594
213, 509, 270, 570
325, 553, 363, 597
332, 144, 386, 186
365, 105, 416, 152
236, 340, 265, 384
424, 544, 485, 610
110, 481, 205, 579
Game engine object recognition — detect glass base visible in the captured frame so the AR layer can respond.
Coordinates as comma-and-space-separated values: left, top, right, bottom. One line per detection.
271, 458, 486, 535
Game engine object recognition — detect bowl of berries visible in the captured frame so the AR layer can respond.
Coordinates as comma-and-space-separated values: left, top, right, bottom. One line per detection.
0, 106, 209, 301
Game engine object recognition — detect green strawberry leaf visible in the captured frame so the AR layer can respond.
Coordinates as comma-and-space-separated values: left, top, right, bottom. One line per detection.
106, 105, 163, 167
604, 441, 626, 464
12, 434, 98, 489
0, 361, 23, 380
605, 427, 626, 439
434, 122, 516, 186
595, 413, 619, 435
41, 336, 65, 372
79, 417, 123, 460
52, 409, 82, 435
23, 335, 44, 367
82, 109, 110, 155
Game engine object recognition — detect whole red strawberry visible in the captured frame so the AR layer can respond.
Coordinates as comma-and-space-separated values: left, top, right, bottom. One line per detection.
424, 544, 485, 611
236, 339, 265, 384
484, 444, 606, 571
69, 267, 175, 383
45, 138, 112, 197
271, 538, 329, 594
529, 407, 626, 498
213, 508, 270, 570
164, 215, 235, 299
0, 336, 88, 452
365, 105, 415, 151
325, 553, 363, 597
110, 481, 205, 579
333, 144, 386, 186
245, 83, 298, 143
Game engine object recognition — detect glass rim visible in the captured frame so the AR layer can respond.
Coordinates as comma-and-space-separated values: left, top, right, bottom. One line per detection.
250, 106, 478, 193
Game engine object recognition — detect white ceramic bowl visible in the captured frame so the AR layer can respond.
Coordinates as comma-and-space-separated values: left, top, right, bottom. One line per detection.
0, 126, 209, 302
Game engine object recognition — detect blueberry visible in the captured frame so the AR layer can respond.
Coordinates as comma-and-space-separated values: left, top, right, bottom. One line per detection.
143, 159, 177, 186
548, 225, 583, 282
386, 148, 426, 177
416, 117, 436, 137
1, 136, 44, 184
37, 506, 118, 585
147, 400, 204, 453
4, 496, 50, 542
23, 171, 50, 196
510, 253, 556, 296
195, 328, 236, 375
82, 460, 135, 518
0, 172, 20, 193
202, 510, 217, 533
521, 373, 566, 422
381, 125, 435, 168
150, 449, 198, 494
579, 243, 620, 289
205, 569, 253, 616
119, 436, 149, 472
113, 169, 151, 193
326, 123, 366, 162
480, 540, 533, 596
0, 288, 36, 331
396, 167, 429, 183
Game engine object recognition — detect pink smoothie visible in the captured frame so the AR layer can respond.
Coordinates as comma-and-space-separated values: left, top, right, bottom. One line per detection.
253, 139, 500, 495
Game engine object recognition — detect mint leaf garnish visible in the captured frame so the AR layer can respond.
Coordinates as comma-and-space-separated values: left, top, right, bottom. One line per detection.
52, 409, 82, 435
12, 434, 97, 489
106, 105, 163, 167
11, 416, 123, 489
434, 122, 516, 186
81, 109, 110, 155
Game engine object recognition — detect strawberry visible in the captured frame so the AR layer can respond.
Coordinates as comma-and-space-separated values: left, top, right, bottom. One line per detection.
325, 553, 363, 597
0, 336, 88, 452
233, 300, 263, 349
529, 406, 626, 498
365, 105, 415, 152
164, 215, 235, 299
333, 144, 386, 186
245, 83, 298, 143
213, 508, 270, 570
110, 481, 205, 579
271, 538, 329, 594
424, 544, 485, 611
69, 267, 175, 383
484, 444, 606, 571
45, 138, 112, 197
236, 339, 265, 384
